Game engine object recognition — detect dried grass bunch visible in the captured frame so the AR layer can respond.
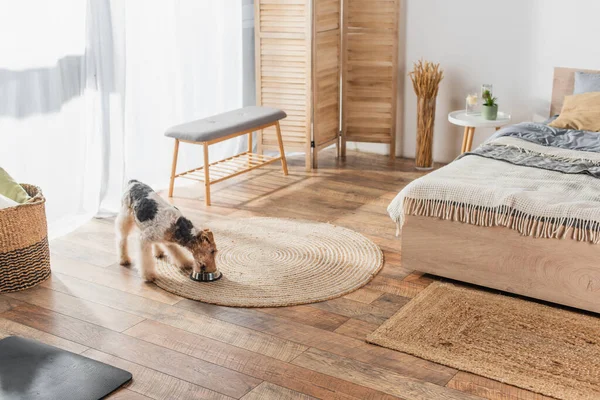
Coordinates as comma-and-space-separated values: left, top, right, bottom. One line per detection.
410, 60, 443, 169
409, 60, 444, 99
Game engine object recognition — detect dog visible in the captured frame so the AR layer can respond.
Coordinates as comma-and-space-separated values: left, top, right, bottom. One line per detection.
115, 180, 217, 282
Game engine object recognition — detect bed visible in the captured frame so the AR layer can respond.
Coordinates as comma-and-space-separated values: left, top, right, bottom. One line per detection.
393, 67, 600, 313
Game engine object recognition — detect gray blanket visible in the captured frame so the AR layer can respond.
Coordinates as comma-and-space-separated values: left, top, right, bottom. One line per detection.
464, 123, 600, 178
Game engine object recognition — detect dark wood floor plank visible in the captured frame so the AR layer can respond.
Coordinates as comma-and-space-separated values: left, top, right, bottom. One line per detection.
0, 317, 89, 354
0, 295, 18, 314
241, 382, 318, 400
342, 287, 384, 304
377, 257, 413, 281
367, 275, 430, 299
309, 297, 396, 325
44, 273, 308, 362
333, 319, 380, 341
445, 372, 554, 400
49, 253, 182, 304
292, 348, 483, 400
257, 304, 349, 331
5, 286, 145, 332
126, 319, 401, 400
401, 272, 435, 287
84, 349, 234, 400
176, 300, 457, 386
106, 388, 153, 400
369, 293, 411, 314
0, 304, 261, 399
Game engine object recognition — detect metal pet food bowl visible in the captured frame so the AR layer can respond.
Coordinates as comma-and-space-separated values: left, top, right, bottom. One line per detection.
190, 270, 222, 282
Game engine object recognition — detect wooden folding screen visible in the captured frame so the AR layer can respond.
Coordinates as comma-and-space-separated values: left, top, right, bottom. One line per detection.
311, 0, 342, 169
255, 0, 313, 171
341, 0, 399, 160
255, 0, 398, 169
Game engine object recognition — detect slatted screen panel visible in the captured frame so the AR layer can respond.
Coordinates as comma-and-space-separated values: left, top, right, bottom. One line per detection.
255, 0, 312, 167
256, 0, 398, 168
312, 0, 341, 167
342, 0, 399, 158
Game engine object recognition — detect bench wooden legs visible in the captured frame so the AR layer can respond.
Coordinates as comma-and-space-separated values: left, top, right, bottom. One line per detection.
169, 120, 287, 206
275, 121, 288, 176
248, 131, 254, 169
203, 142, 211, 206
168, 139, 211, 205
168, 139, 180, 197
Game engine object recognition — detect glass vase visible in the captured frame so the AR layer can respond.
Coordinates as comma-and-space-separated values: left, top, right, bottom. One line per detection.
466, 93, 478, 115
415, 96, 436, 170
481, 84, 493, 99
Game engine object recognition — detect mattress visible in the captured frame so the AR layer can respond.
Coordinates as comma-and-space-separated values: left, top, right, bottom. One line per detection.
389, 122, 600, 244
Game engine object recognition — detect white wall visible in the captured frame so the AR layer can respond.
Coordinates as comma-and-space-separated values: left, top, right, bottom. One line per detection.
400, 0, 600, 163
241, 0, 599, 161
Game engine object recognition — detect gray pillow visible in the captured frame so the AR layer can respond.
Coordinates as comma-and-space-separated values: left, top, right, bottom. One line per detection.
574, 72, 600, 94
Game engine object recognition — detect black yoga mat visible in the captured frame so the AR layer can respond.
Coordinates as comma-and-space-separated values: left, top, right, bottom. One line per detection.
0, 336, 132, 400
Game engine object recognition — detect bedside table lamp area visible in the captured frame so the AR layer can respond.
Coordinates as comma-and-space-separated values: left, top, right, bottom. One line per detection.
448, 111, 511, 153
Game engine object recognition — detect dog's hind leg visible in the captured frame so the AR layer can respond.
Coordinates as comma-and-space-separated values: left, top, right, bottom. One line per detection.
164, 243, 193, 270
139, 239, 157, 282
115, 207, 135, 266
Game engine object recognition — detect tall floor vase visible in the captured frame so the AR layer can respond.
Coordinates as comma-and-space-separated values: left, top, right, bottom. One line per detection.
409, 60, 443, 171
415, 96, 436, 170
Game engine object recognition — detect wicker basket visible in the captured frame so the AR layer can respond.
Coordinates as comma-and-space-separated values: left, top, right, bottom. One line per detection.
0, 184, 51, 293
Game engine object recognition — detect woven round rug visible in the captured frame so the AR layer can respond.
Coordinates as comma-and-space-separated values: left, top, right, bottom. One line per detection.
153, 217, 383, 307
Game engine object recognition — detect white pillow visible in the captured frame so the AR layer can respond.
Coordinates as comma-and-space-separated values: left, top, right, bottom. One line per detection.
0, 193, 19, 210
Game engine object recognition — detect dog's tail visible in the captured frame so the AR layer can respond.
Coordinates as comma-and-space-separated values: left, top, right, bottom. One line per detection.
120, 179, 140, 209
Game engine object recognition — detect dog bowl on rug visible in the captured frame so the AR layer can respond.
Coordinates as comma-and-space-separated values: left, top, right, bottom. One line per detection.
190, 270, 222, 282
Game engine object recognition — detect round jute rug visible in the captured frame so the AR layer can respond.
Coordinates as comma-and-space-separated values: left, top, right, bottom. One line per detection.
154, 217, 383, 307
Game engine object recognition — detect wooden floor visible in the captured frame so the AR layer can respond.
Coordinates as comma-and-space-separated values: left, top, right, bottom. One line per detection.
0, 150, 553, 400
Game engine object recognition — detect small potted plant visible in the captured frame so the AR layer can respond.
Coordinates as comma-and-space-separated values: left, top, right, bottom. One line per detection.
481, 90, 498, 120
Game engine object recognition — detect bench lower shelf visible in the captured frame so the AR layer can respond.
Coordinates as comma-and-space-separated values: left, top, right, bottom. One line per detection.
175, 152, 282, 185
168, 118, 288, 206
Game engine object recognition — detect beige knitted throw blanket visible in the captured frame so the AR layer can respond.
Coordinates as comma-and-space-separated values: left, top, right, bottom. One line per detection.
388, 137, 600, 243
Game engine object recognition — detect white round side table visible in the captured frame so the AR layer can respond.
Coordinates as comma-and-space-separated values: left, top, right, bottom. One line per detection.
448, 110, 511, 153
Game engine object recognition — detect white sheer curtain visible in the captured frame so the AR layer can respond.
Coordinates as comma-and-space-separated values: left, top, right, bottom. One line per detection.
0, 0, 244, 237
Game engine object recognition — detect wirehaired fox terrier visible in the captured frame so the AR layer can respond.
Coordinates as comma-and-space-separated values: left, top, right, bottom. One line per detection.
115, 180, 217, 282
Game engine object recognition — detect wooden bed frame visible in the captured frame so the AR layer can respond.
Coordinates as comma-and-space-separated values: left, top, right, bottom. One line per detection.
402, 67, 600, 313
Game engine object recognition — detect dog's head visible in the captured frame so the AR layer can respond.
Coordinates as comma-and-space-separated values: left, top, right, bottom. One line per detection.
189, 229, 218, 273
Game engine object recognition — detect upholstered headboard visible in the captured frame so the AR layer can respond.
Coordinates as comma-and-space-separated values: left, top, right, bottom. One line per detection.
550, 67, 599, 116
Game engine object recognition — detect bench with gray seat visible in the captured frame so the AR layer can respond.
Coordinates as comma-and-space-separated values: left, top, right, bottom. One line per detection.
165, 106, 288, 205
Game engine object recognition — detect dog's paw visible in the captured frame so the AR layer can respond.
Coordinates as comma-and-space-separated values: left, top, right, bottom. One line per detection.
120, 258, 132, 267
142, 272, 157, 282
153, 248, 166, 259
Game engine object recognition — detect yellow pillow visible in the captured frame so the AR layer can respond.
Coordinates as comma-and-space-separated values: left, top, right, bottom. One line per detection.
549, 92, 600, 132
0, 168, 30, 204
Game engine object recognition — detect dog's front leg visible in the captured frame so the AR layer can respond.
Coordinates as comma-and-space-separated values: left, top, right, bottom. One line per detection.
153, 243, 166, 258
164, 243, 194, 270
139, 239, 157, 282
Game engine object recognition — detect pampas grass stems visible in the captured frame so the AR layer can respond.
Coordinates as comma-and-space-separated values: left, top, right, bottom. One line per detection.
410, 60, 443, 169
